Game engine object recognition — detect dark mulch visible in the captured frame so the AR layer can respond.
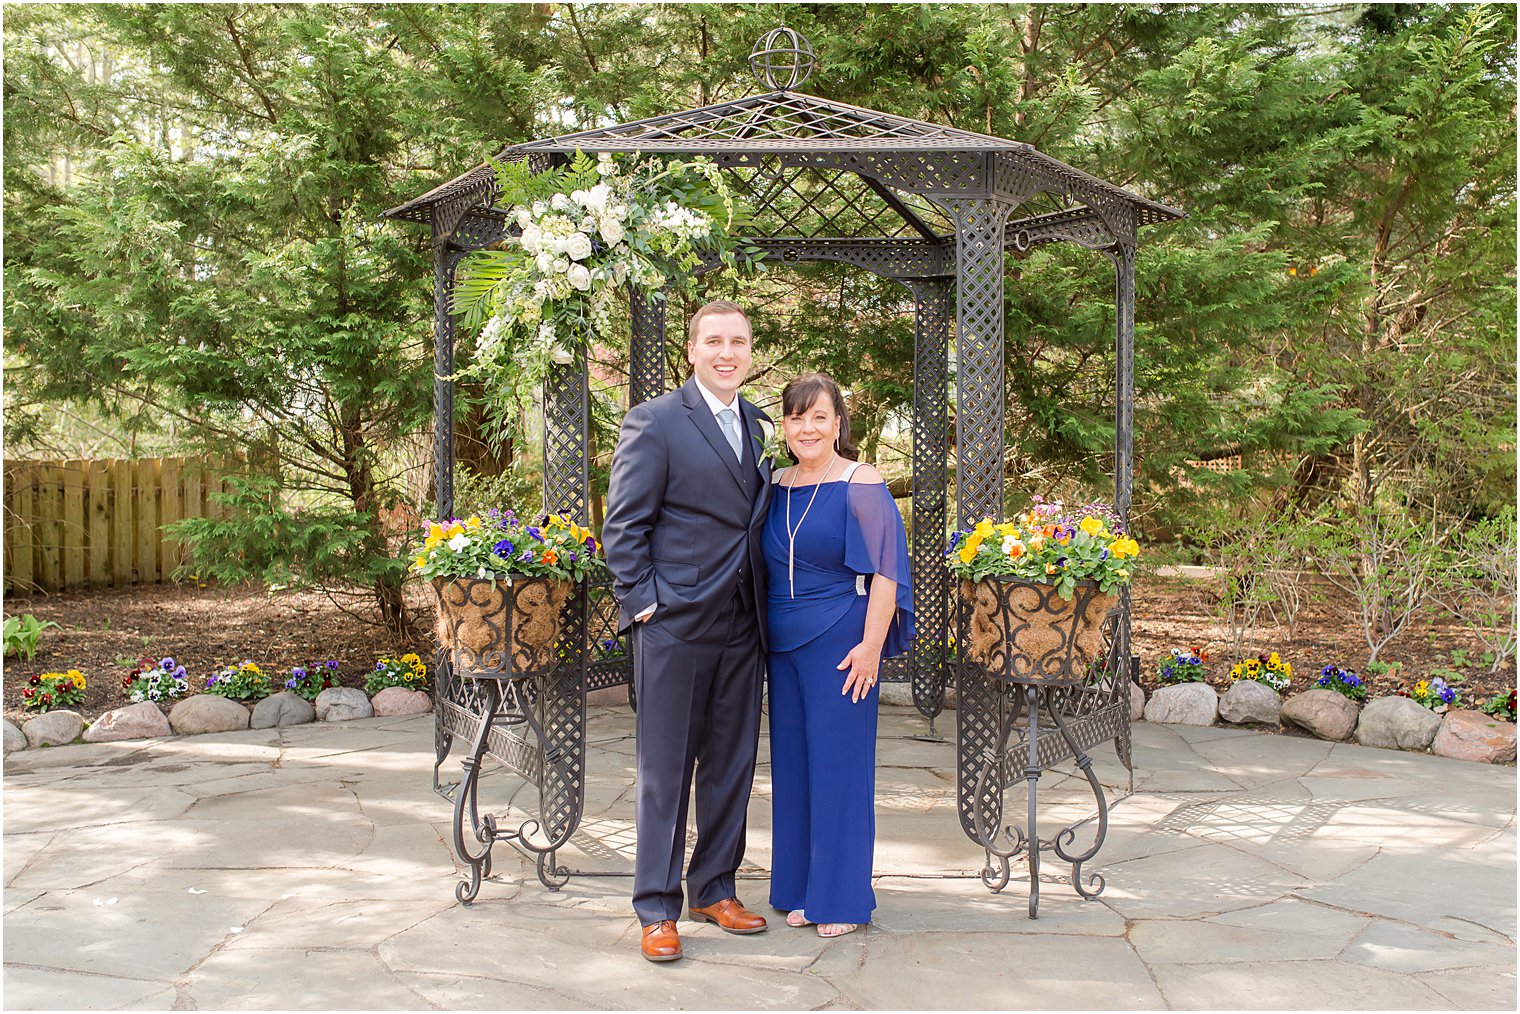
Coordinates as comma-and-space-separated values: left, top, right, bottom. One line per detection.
3, 573, 1513, 727
1130, 572, 1515, 706
3, 580, 430, 726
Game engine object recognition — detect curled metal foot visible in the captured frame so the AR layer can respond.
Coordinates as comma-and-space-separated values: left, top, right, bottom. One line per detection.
1071, 862, 1105, 899
537, 850, 571, 890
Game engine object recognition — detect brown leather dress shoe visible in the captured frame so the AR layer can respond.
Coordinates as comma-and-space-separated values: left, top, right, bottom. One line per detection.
688, 897, 768, 934
641, 920, 682, 962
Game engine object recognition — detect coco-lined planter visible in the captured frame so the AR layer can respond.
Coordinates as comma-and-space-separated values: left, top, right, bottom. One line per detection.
961, 576, 1115, 687
431, 575, 573, 678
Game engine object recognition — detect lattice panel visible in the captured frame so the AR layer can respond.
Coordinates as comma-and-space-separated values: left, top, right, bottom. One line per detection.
629, 291, 668, 408
944, 196, 1017, 847
538, 589, 588, 841
586, 573, 632, 691
725, 159, 929, 240
542, 362, 590, 522
753, 238, 952, 279
909, 278, 953, 717
785, 151, 992, 196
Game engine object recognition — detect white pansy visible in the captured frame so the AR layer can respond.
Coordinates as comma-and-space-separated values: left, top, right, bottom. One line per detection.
599, 218, 624, 245
1002, 536, 1019, 555
564, 232, 594, 261
567, 263, 593, 291
447, 534, 470, 552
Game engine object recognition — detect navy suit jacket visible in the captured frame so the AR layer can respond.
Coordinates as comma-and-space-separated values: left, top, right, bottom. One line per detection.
603, 378, 772, 648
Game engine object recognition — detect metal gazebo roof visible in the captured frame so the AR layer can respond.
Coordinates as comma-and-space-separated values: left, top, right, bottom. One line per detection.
381, 88, 1183, 241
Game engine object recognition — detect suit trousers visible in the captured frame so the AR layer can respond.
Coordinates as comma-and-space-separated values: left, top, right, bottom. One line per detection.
631, 594, 764, 925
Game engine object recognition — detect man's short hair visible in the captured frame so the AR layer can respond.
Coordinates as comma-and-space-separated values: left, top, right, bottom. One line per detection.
687, 300, 751, 344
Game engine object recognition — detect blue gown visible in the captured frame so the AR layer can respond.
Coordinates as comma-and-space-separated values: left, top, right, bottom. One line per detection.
763, 470, 914, 924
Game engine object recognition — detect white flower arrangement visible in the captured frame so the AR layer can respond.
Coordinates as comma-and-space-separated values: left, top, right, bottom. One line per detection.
451, 151, 760, 427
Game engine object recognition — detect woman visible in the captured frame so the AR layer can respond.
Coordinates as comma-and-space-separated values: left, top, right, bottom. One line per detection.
763, 372, 914, 938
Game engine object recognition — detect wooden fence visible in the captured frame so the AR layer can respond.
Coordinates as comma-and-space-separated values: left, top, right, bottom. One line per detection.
3, 457, 236, 594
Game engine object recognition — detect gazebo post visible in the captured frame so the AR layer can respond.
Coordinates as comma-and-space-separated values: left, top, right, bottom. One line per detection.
1112, 227, 1138, 783
628, 291, 667, 408
908, 277, 953, 726
943, 195, 1016, 848
430, 230, 461, 786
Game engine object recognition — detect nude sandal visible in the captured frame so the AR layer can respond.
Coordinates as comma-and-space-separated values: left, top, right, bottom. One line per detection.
785, 910, 813, 928
817, 922, 861, 937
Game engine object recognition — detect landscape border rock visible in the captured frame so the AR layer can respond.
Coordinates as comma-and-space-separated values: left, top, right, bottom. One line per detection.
1219, 680, 1283, 726
316, 686, 374, 722
168, 695, 251, 736
1355, 695, 1443, 752
22, 710, 85, 748
84, 701, 174, 743
251, 691, 316, 730
1280, 688, 1360, 742
3, 717, 27, 753
1143, 682, 1219, 726
1431, 709, 1518, 764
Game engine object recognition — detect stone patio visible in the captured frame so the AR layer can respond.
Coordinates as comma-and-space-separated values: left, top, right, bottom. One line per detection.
3, 706, 1515, 1010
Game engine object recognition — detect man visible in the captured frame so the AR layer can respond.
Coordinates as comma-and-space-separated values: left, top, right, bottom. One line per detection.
602, 300, 772, 962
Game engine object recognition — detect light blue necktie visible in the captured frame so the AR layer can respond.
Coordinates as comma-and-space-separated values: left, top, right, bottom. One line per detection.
717, 407, 743, 460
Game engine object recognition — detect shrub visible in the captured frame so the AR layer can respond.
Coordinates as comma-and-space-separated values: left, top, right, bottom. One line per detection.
22, 670, 86, 712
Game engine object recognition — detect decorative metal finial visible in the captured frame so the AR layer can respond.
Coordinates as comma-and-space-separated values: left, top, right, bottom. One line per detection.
749, 26, 815, 91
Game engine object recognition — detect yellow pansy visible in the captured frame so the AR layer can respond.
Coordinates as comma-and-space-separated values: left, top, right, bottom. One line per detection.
413, 554, 428, 569
428, 522, 444, 541
70, 670, 86, 689
465, 515, 482, 529
446, 522, 464, 537
973, 520, 995, 537
423, 532, 442, 550
996, 522, 1017, 536
1080, 517, 1104, 536
402, 653, 421, 664
959, 533, 985, 564
1110, 537, 1139, 559
548, 514, 568, 529
1115, 568, 1129, 579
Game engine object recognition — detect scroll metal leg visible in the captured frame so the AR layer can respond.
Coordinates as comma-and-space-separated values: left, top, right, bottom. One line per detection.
453, 680, 500, 905
1045, 693, 1110, 900
1025, 685, 1041, 920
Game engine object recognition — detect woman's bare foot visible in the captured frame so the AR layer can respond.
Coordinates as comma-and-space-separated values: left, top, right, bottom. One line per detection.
785, 910, 813, 928
817, 922, 861, 938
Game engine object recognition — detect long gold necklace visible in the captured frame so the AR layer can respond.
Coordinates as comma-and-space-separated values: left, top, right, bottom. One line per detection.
784, 451, 837, 598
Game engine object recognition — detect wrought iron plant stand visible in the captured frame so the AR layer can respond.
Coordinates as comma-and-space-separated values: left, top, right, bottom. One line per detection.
961, 577, 1123, 918
434, 576, 588, 903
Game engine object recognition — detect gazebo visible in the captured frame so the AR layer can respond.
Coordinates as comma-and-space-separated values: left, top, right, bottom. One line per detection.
382, 29, 1182, 909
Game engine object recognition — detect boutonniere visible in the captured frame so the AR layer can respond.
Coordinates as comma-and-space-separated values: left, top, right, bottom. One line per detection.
756, 417, 789, 467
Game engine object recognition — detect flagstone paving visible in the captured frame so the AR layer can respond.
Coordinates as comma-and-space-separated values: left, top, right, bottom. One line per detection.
3, 707, 1514, 1010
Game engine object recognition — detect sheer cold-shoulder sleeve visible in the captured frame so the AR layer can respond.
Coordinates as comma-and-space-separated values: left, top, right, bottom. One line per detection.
843, 481, 916, 658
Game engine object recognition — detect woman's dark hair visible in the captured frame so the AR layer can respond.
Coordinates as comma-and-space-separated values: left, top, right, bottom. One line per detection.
780, 372, 859, 462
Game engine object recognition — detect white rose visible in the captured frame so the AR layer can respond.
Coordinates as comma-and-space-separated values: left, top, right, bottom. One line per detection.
550, 341, 575, 365
567, 263, 593, 291
515, 207, 533, 229
536, 251, 556, 274
447, 534, 470, 552
584, 182, 611, 213
520, 225, 542, 251
550, 193, 571, 212
599, 218, 624, 245
552, 257, 569, 274
564, 232, 594, 261
532, 201, 547, 216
